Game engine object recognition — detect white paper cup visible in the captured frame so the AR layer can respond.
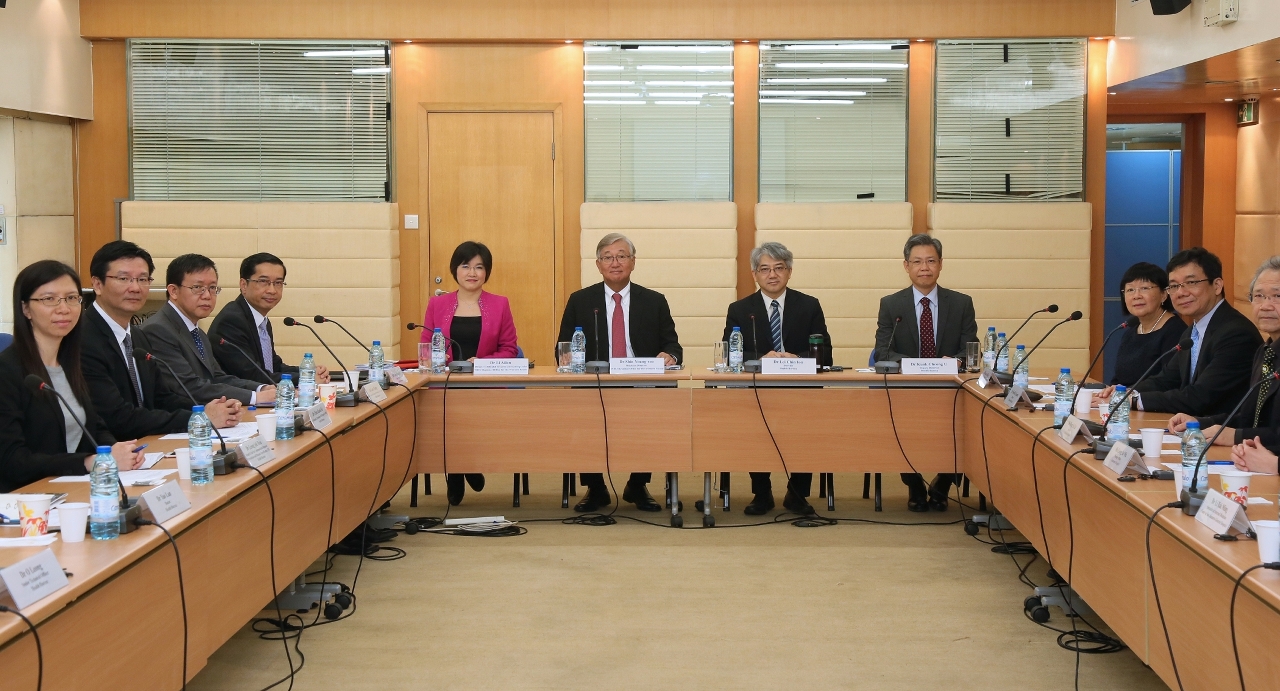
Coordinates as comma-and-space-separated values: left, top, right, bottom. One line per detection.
58, 502, 89, 542
1140, 428, 1165, 459
1254, 520, 1280, 563
1074, 388, 1092, 416
1218, 470, 1251, 506
1172, 467, 1183, 500
18, 495, 52, 537
319, 383, 337, 410
345, 370, 361, 394
256, 414, 277, 440
174, 447, 192, 480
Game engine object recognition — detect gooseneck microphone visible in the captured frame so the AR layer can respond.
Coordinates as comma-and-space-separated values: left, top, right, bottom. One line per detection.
283, 317, 356, 406
1092, 338, 1191, 457
217, 337, 275, 385
1081, 316, 1139, 383
874, 316, 903, 374
315, 315, 371, 353
993, 304, 1059, 368
1014, 310, 1083, 373
586, 307, 609, 374
407, 323, 473, 373
143, 353, 238, 474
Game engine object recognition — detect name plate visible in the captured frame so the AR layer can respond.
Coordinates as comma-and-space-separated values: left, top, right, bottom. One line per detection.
304, 401, 333, 431
761, 357, 818, 375
1102, 441, 1147, 476
236, 434, 276, 468
901, 358, 959, 375
361, 381, 388, 404
384, 365, 408, 386
1056, 415, 1095, 445
977, 367, 1000, 389
0, 548, 69, 610
139, 480, 192, 524
1003, 385, 1034, 411
608, 357, 665, 375
472, 358, 530, 376
1195, 489, 1253, 536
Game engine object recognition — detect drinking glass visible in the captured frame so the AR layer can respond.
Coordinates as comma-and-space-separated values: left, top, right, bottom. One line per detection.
418, 342, 431, 371
712, 341, 729, 373
556, 342, 573, 373
965, 342, 981, 372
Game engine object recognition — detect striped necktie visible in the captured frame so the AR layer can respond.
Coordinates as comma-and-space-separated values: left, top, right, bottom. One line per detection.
122, 333, 144, 405
769, 300, 783, 353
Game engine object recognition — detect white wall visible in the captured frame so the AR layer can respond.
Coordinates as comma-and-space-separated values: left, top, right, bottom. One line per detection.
1110, 0, 1280, 86
0, 0, 93, 118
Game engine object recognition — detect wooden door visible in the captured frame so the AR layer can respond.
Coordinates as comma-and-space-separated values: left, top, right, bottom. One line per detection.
424, 111, 556, 363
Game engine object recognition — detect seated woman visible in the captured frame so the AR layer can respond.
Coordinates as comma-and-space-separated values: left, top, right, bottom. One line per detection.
419, 241, 518, 506
1110, 262, 1185, 386
0, 261, 145, 493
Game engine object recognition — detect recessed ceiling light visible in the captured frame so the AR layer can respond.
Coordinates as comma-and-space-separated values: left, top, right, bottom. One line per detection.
916, 39, 925, 42
1225, 98, 1234, 101
565, 40, 573, 43
1108, 92, 1117, 95
404, 40, 411, 43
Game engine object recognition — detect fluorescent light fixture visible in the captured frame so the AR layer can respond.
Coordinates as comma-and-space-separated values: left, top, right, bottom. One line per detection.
760, 98, 855, 104
583, 46, 613, 52
644, 80, 734, 86
584, 100, 646, 105
766, 77, 887, 84
304, 49, 385, 57
774, 62, 907, 69
778, 44, 897, 51
760, 90, 866, 96
583, 80, 635, 85
583, 65, 624, 71
648, 92, 706, 98
637, 65, 734, 72
655, 101, 703, 105
352, 67, 391, 74
635, 45, 734, 52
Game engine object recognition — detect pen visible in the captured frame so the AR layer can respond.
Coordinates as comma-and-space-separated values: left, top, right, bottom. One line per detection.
132, 444, 149, 453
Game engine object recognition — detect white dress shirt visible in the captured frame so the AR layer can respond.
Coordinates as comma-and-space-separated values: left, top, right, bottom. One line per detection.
93, 300, 133, 366
912, 285, 940, 350
760, 289, 787, 350
603, 283, 633, 358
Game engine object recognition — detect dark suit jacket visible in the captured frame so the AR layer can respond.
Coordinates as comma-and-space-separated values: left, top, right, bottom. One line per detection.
874, 286, 978, 361
0, 346, 116, 492
81, 305, 194, 440
1200, 341, 1280, 446
139, 302, 264, 405
556, 282, 683, 364
722, 289, 831, 361
1135, 300, 1263, 416
208, 295, 298, 385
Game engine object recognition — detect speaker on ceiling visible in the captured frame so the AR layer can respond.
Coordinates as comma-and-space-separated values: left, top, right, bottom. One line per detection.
1150, 0, 1192, 15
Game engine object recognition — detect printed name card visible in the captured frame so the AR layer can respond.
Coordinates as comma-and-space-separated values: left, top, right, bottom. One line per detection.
384, 365, 409, 386
1003, 385, 1034, 411
901, 358, 959, 375
1195, 489, 1253, 536
139, 480, 192, 525
236, 434, 276, 468
472, 358, 530, 376
761, 357, 818, 375
977, 367, 999, 389
1103, 441, 1144, 476
304, 401, 333, 431
0, 548, 69, 609
361, 381, 388, 404
608, 358, 665, 375
1056, 415, 1095, 445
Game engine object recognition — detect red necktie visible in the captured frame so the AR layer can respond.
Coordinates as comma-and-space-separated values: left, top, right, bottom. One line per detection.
611, 293, 627, 358
920, 297, 936, 358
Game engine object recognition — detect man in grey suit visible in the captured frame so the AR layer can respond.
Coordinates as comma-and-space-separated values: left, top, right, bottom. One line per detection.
874, 234, 978, 512
140, 253, 277, 407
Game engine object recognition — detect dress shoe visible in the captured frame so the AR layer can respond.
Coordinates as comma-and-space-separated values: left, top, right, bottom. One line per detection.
782, 490, 815, 515
573, 488, 611, 513
446, 475, 465, 506
927, 491, 949, 512
466, 474, 486, 492
744, 494, 775, 516
622, 483, 662, 512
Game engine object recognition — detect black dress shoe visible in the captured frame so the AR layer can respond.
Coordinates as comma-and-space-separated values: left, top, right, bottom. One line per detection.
466, 474, 485, 492
782, 490, 815, 515
744, 494, 775, 516
622, 483, 662, 512
927, 492, 949, 512
446, 475, 465, 506
574, 488, 611, 513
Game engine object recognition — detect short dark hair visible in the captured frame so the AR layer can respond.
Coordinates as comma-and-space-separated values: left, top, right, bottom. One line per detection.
1167, 247, 1223, 283
449, 241, 493, 284
903, 234, 943, 261
11, 260, 90, 403
166, 253, 218, 288
1118, 262, 1175, 315
240, 253, 286, 281
90, 240, 155, 281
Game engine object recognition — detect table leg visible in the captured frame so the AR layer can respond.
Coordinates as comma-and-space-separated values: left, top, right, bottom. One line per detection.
721, 472, 731, 511
561, 474, 570, 509
862, 473, 871, 499
702, 472, 715, 527
874, 473, 882, 512
410, 475, 419, 508
669, 472, 682, 527
512, 474, 521, 508
826, 473, 835, 512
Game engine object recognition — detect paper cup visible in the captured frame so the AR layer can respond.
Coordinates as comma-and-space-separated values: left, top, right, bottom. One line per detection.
345, 370, 361, 394
174, 447, 192, 480
1254, 520, 1280, 563
256, 414, 277, 440
1140, 428, 1165, 459
1172, 467, 1183, 500
18, 495, 52, 537
58, 502, 89, 542
1218, 470, 1251, 506
1074, 388, 1092, 416
319, 383, 337, 410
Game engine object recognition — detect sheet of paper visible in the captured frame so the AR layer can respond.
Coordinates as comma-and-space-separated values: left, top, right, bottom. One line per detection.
1028, 385, 1057, 395
50, 469, 176, 484
1248, 497, 1274, 505
0, 535, 59, 547
1128, 433, 1181, 444
162, 421, 259, 442
1161, 449, 1182, 455
142, 452, 164, 469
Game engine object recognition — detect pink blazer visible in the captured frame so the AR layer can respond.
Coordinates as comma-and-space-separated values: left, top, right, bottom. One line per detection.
419, 290, 519, 361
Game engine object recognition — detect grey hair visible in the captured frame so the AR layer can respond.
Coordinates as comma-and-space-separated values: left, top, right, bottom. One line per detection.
596, 233, 636, 259
903, 233, 942, 261
751, 242, 794, 270
1249, 256, 1280, 295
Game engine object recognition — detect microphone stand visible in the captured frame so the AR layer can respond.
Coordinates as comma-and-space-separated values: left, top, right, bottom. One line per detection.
1080, 317, 1137, 385
745, 314, 762, 373
1090, 339, 1189, 458
1002, 312, 1082, 392
586, 307, 609, 374
992, 305, 1058, 384
317, 315, 397, 380
874, 316, 903, 374
283, 318, 357, 407
406, 323, 472, 373
144, 353, 240, 474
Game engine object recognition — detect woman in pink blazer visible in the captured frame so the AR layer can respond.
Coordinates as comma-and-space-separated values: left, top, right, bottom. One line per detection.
419, 241, 518, 505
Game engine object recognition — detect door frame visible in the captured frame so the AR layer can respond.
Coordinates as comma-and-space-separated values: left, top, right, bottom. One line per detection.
415, 102, 565, 338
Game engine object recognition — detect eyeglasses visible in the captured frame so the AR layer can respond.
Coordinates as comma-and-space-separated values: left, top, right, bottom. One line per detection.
1123, 285, 1160, 295
754, 265, 789, 275
179, 284, 222, 296
106, 275, 154, 287
1165, 278, 1210, 294
247, 278, 287, 289
1250, 292, 1280, 304
908, 258, 939, 268
26, 295, 84, 308
598, 253, 634, 264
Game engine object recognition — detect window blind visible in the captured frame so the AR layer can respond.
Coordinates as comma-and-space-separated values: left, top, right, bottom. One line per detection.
128, 40, 390, 201
584, 42, 734, 202
934, 39, 1085, 201
759, 41, 908, 203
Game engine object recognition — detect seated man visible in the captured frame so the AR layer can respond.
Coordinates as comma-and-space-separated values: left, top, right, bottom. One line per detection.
82, 241, 239, 439
210, 253, 329, 386
1094, 248, 1261, 416
874, 234, 977, 512
557, 232, 682, 513
721, 241, 830, 516
140, 254, 276, 406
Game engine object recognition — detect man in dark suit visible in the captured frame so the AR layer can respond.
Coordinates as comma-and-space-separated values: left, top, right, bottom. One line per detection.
1094, 248, 1262, 417
721, 241, 830, 515
557, 232, 682, 512
209, 253, 329, 386
140, 254, 276, 407
875, 234, 978, 512
82, 241, 239, 440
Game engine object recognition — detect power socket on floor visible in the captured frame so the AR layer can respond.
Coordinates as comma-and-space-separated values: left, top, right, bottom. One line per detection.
443, 515, 506, 526
970, 514, 1014, 531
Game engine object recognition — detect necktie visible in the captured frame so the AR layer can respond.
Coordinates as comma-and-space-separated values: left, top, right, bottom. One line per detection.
611, 293, 627, 358
769, 299, 783, 353
122, 333, 144, 406
1254, 346, 1275, 427
919, 297, 937, 358
1189, 326, 1202, 381
259, 320, 274, 373
191, 328, 206, 360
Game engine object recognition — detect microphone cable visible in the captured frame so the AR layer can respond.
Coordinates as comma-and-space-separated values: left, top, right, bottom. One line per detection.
949, 377, 1004, 546
975, 387, 1035, 555
1230, 562, 1280, 690
134, 518, 190, 691
564, 372, 624, 527
238, 463, 299, 691
351, 394, 396, 592
1145, 501, 1187, 691
0, 605, 42, 691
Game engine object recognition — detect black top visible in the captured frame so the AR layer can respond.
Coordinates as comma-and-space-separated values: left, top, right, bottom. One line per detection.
208, 295, 299, 385
722, 289, 831, 362
1109, 314, 1186, 386
874, 286, 979, 361
556, 282, 683, 364
1134, 300, 1264, 415
1202, 342, 1280, 447
451, 316, 482, 361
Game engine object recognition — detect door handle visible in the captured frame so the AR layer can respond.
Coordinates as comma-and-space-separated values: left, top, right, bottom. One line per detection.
434, 289, 446, 296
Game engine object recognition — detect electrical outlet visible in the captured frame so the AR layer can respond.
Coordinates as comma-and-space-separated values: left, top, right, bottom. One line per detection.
0, 216, 6, 245
404, 214, 419, 229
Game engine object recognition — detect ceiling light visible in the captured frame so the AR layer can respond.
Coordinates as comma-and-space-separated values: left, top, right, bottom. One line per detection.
766, 77, 887, 84
404, 40, 412, 43
1225, 98, 1234, 101
566, 40, 573, 43
775, 62, 907, 69
352, 67, 391, 74
742, 40, 750, 43
1108, 91, 1117, 95
305, 49, 385, 57
916, 39, 925, 42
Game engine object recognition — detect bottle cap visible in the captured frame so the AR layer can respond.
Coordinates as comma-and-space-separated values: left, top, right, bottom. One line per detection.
97, 446, 112, 454
575, 326, 583, 331
1060, 368, 1070, 373
998, 332, 1006, 337
193, 404, 205, 412
304, 352, 312, 358
435, 328, 443, 332
988, 326, 996, 330
1187, 420, 1200, 429
373, 340, 381, 346
1115, 385, 1126, 393
248, 406, 256, 411
732, 326, 741, 331
281, 374, 292, 380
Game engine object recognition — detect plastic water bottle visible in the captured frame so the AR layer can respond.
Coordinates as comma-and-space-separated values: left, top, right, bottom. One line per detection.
995, 332, 1009, 373
982, 327, 998, 370
189, 405, 214, 485
1053, 368, 1075, 426
276, 374, 296, 441
728, 326, 744, 373
570, 327, 587, 373
1105, 385, 1131, 443
369, 340, 385, 386
1012, 345, 1029, 388
298, 352, 316, 407
1182, 421, 1208, 495
431, 329, 448, 374
89, 446, 120, 540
